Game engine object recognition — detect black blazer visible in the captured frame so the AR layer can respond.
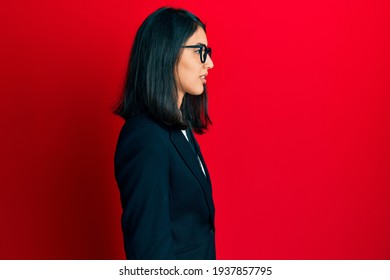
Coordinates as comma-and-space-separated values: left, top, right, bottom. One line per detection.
114, 114, 216, 259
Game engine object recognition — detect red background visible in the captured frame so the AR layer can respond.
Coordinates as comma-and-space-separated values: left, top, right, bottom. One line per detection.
1, 0, 389, 259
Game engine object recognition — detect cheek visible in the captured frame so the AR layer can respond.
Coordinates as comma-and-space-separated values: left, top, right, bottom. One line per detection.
176, 58, 203, 94
180, 65, 198, 84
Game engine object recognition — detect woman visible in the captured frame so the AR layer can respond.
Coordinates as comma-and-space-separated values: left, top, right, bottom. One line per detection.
114, 7, 215, 260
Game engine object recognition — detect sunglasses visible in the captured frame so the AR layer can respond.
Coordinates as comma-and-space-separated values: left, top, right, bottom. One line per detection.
181, 43, 212, 63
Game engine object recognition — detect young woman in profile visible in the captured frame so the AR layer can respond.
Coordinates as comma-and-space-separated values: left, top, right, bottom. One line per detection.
114, 7, 215, 260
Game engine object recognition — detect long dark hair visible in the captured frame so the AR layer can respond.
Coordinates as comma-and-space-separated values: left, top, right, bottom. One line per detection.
114, 7, 211, 134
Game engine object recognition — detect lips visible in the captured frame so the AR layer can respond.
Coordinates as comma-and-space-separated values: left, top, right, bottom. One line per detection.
200, 73, 208, 84
200, 74, 207, 84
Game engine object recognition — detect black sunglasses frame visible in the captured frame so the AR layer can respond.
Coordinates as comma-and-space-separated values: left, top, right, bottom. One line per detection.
180, 44, 212, 63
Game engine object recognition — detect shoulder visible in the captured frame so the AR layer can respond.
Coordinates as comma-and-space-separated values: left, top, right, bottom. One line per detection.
116, 114, 171, 153
120, 114, 169, 138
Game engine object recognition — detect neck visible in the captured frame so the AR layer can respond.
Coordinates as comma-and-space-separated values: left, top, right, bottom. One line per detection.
177, 91, 185, 109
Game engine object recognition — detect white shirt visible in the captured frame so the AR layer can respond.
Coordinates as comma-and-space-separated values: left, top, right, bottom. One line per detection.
181, 130, 206, 176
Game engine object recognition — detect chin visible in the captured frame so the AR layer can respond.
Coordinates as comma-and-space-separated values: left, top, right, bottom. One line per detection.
187, 87, 205, 96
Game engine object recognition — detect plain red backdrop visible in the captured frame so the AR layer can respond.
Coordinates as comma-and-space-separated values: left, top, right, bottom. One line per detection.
1, 0, 389, 259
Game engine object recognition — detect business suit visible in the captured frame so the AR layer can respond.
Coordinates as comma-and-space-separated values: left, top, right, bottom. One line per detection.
114, 114, 216, 259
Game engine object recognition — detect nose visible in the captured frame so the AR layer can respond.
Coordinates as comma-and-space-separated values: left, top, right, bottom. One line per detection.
204, 54, 214, 69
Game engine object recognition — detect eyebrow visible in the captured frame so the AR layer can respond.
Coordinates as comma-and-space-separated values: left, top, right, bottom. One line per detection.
196, 42, 207, 46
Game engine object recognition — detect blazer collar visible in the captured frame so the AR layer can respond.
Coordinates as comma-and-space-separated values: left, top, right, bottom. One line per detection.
169, 129, 215, 221
186, 128, 212, 186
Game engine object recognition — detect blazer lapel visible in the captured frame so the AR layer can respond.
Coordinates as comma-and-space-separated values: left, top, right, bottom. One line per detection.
188, 129, 212, 187
170, 129, 215, 221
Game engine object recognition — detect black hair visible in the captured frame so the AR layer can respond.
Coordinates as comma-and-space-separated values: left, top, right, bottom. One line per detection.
113, 7, 211, 134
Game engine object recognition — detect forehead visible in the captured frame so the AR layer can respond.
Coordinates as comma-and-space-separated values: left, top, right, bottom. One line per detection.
185, 26, 208, 46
